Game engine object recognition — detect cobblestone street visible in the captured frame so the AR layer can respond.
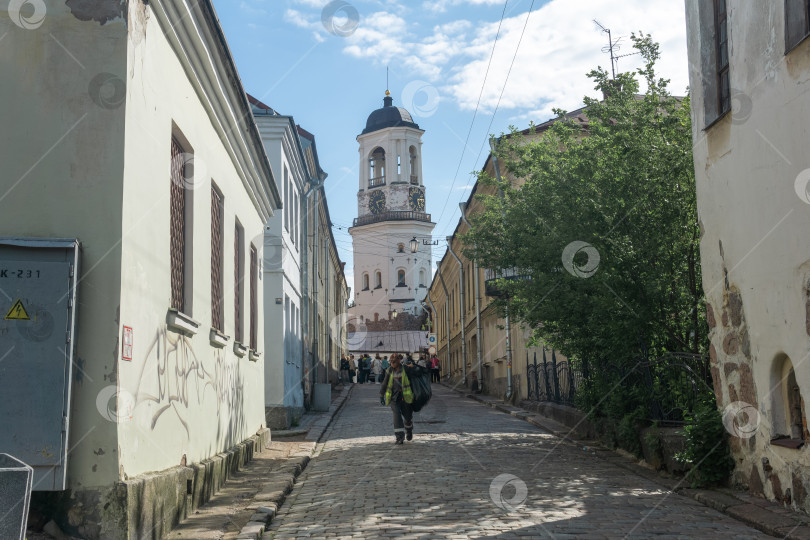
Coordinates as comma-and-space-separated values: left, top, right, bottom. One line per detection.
266, 384, 769, 539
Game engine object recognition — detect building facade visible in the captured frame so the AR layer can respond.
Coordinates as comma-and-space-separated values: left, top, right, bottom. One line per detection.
250, 97, 308, 429
686, 0, 810, 513
298, 129, 350, 394
427, 116, 581, 397
0, 1, 281, 537
349, 92, 435, 325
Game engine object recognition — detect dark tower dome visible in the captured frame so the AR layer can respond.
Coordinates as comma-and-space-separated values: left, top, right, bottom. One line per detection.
362, 93, 420, 134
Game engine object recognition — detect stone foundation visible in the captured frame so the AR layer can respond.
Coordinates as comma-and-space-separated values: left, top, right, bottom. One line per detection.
30, 429, 271, 540
265, 406, 305, 430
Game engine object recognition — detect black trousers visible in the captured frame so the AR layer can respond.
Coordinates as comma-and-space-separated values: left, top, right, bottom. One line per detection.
390, 396, 413, 435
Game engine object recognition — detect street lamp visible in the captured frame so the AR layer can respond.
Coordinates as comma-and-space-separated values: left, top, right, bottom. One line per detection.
410, 236, 439, 253
392, 309, 398, 319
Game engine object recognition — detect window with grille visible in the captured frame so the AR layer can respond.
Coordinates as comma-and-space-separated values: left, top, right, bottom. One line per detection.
714, 0, 730, 116
170, 138, 187, 312
250, 243, 258, 350
234, 221, 244, 343
786, 0, 810, 51
211, 185, 225, 331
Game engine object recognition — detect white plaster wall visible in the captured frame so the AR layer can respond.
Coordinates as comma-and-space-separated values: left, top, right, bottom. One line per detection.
116, 3, 269, 479
350, 220, 433, 321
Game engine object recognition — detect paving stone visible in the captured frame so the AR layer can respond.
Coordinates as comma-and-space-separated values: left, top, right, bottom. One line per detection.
267, 384, 774, 538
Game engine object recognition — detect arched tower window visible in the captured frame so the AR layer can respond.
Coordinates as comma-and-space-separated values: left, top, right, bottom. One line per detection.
409, 145, 418, 185
397, 269, 406, 287
419, 269, 426, 287
369, 147, 386, 187
362, 273, 369, 290
397, 243, 404, 253
771, 354, 809, 446
374, 271, 382, 289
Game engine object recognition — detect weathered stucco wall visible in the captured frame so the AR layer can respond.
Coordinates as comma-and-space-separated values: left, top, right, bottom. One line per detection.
116, 0, 268, 481
0, 0, 128, 499
686, 0, 810, 513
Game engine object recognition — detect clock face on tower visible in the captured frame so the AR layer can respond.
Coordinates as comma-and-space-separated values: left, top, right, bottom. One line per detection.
408, 187, 425, 212
368, 190, 386, 214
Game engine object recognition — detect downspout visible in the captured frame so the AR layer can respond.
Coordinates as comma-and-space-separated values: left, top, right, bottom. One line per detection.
435, 263, 452, 378
304, 176, 325, 393
460, 205, 483, 393
446, 239, 467, 385
489, 138, 513, 401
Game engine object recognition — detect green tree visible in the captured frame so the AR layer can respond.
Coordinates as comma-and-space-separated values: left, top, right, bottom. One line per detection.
465, 34, 708, 434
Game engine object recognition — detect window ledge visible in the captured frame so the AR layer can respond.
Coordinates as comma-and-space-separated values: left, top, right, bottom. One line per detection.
703, 109, 730, 131
374, 285, 382, 289
249, 349, 261, 362
209, 328, 229, 348
771, 437, 804, 450
233, 341, 248, 358
167, 309, 201, 335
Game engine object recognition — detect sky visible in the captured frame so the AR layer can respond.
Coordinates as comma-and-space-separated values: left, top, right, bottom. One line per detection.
214, 0, 689, 289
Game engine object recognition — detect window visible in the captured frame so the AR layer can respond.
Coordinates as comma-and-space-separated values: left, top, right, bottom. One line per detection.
714, 0, 730, 116
397, 243, 404, 253
170, 137, 193, 313
234, 221, 245, 343
211, 185, 225, 331
419, 268, 426, 288
362, 273, 369, 290
375, 271, 382, 289
369, 147, 386, 187
771, 355, 808, 447
409, 145, 418, 184
397, 155, 401, 175
293, 192, 299, 248
284, 165, 291, 232
397, 269, 406, 287
786, 0, 810, 52
250, 243, 258, 350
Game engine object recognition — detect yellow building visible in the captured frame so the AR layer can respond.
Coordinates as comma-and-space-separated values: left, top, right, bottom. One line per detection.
427, 113, 586, 400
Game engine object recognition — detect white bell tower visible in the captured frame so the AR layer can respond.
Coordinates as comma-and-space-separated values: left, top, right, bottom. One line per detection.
348, 91, 435, 325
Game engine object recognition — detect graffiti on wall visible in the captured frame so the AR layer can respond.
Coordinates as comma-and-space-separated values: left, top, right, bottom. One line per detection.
132, 326, 243, 438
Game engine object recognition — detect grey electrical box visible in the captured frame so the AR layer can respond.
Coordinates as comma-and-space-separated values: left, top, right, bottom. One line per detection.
0, 238, 80, 491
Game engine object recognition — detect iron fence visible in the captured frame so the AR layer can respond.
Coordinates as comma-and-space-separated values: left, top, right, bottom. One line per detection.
526, 349, 581, 406
525, 348, 712, 424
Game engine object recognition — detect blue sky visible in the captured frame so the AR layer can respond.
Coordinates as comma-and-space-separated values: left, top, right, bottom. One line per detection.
214, 0, 689, 286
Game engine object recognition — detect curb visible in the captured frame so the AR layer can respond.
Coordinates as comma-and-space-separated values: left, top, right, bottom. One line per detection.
232, 384, 354, 540
441, 383, 810, 539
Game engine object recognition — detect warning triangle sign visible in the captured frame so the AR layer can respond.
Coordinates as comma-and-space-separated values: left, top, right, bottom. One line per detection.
5, 299, 30, 320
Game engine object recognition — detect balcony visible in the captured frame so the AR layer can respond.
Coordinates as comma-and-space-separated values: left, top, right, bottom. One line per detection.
410, 175, 419, 185
369, 176, 386, 188
484, 267, 532, 297
353, 210, 432, 227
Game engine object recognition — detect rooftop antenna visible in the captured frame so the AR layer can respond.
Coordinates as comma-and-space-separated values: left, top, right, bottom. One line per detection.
593, 20, 637, 79
386, 66, 390, 96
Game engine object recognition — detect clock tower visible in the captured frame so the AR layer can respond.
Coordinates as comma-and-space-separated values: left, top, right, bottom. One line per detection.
348, 91, 435, 325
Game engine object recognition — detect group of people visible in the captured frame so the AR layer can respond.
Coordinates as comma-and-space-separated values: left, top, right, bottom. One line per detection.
339, 353, 441, 384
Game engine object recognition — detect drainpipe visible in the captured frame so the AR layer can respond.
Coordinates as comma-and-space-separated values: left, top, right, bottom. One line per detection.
446, 239, 467, 386
459, 204, 483, 393
304, 175, 326, 391
489, 138, 513, 401
435, 263, 453, 379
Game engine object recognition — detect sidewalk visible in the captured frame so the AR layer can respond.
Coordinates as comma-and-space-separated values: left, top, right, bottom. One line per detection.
443, 383, 810, 540
166, 384, 354, 540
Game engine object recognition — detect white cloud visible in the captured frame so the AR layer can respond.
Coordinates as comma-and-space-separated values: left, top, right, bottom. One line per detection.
423, 0, 504, 14
444, 0, 689, 119
284, 0, 688, 124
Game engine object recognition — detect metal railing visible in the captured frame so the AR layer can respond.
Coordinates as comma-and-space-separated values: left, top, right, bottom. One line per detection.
526, 349, 581, 406
353, 210, 432, 227
369, 176, 386, 188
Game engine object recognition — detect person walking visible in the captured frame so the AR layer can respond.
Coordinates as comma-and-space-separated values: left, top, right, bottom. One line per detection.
372, 355, 382, 383
380, 354, 414, 444
361, 354, 371, 384
340, 355, 351, 384
430, 355, 440, 383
